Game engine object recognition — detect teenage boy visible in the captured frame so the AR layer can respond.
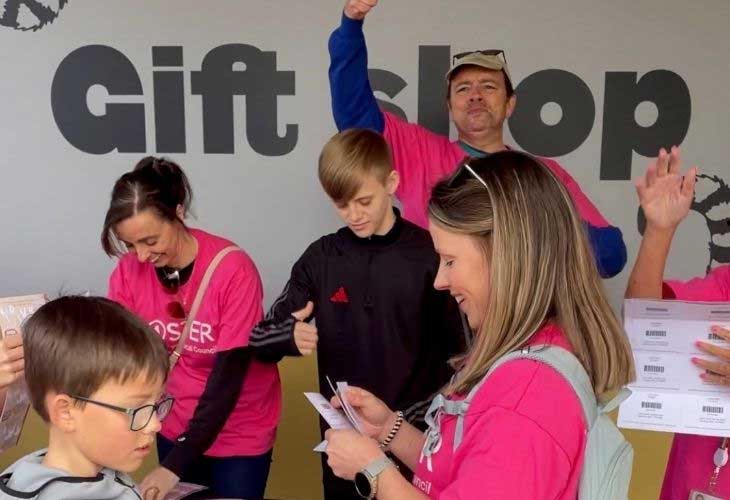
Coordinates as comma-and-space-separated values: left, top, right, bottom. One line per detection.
0, 296, 173, 500
252, 128, 466, 500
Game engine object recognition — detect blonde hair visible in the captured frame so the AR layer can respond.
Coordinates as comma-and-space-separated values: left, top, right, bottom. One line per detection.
318, 129, 393, 203
428, 152, 634, 398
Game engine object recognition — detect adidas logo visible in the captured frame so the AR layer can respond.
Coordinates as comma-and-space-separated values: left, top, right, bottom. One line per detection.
330, 286, 349, 303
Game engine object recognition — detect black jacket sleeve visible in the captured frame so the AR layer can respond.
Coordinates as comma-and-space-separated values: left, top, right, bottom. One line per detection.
442, 295, 471, 358
161, 346, 252, 477
405, 290, 468, 430
251, 250, 317, 363
250, 315, 301, 362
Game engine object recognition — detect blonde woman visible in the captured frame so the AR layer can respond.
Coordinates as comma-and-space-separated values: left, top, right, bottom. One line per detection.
324, 151, 634, 499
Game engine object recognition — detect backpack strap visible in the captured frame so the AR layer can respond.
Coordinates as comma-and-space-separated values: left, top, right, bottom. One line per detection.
451, 372, 492, 448
453, 346, 599, 452
421, 361, 507, 472
490, 345, 599, 427
421, 371, 482, 472
600, 387, 632, 413
494, 346, 633, 425
421, 344, 628, 471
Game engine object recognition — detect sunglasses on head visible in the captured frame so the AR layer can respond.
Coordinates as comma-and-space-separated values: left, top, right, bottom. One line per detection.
451, 49, 507, 67
448, 160, 489, 190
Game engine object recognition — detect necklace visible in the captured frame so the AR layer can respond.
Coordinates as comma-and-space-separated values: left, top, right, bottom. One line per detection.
155, 261, 195, 291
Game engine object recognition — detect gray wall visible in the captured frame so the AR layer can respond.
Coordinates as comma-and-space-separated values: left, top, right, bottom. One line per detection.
1, 0, 728, 312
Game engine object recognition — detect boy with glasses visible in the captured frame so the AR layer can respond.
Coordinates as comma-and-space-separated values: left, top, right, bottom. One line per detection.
328, 0, 626, 278
0, 296, 172, 499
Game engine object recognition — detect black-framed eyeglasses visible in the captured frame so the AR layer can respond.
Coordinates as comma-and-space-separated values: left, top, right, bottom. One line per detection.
71, 395, 175, 431
452, 49, 507, 67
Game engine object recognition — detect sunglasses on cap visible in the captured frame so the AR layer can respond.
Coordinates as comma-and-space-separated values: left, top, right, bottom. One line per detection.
451, 49, 507, 67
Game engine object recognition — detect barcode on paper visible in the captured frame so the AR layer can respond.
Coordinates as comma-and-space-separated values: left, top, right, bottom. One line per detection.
702, 406, 724, 414
641, 402, 662, 410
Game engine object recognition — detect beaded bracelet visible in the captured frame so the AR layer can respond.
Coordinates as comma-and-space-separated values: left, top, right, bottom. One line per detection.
379, 411, 404, 450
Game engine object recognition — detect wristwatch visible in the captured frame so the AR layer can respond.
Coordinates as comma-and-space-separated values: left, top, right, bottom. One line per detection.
354, 456, 393, 499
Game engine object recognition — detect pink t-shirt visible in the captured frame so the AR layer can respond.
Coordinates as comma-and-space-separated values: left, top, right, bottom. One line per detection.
660, 265, 730, 499
382, 111, 609, 230
412, 324, 587, 499
108, 228, 281, 457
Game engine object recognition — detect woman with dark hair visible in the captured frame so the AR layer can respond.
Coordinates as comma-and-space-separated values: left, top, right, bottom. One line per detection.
322, 151, 634, 498
101, 157, 280, 500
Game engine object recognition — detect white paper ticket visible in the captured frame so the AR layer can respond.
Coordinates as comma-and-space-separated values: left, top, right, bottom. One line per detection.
618, 298, 730, 437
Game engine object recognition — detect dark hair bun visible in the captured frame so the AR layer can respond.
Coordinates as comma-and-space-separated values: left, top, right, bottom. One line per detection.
132, 156, 191, 210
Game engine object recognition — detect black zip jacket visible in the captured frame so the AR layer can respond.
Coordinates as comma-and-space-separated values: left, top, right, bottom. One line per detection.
251, 210, 467, 425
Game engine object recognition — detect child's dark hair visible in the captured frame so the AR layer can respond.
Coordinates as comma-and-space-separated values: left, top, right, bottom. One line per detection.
23, 296, 169, 421
101, 156, 192, 256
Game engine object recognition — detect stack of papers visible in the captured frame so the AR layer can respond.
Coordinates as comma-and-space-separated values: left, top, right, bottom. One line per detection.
0, 294, 46, 452
618, 298, 730, 437
304, 377, 363, 452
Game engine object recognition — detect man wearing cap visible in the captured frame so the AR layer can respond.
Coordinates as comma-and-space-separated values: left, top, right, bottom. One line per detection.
328, 0, 626, 278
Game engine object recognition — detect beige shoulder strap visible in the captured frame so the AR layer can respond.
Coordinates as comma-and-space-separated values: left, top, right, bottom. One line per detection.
169, 245, 239, 371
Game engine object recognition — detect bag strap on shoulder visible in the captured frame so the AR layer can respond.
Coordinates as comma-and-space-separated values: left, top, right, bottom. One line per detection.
169, 245, 239, 371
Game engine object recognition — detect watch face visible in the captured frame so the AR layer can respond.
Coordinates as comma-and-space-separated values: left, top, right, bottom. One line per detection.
355, 472, 372, 498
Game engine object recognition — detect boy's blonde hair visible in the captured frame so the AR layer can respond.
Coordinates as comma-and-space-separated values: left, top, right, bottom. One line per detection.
318, 129, 394, 203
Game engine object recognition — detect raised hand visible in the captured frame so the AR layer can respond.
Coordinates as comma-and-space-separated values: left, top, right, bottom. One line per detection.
636, 146, 697, 232
343, 0, 378, 20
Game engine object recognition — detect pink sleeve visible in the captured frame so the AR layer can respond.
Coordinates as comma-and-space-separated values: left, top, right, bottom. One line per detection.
216, 252, 264, 351
664, 265, 730, 302
383, 112, 462, 205
441, 407, 576, 499
540, 157, 610, 228
107, 261, 135, 311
